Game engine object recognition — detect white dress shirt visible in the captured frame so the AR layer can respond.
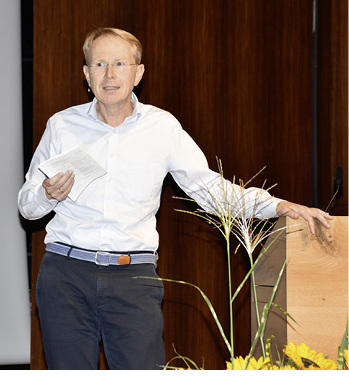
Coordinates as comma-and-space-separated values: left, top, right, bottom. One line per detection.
18, 93, 283, 252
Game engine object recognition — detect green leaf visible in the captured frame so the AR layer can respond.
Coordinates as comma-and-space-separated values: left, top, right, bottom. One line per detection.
337, 317, 348, 370
135, 276, 231, 354
271, 302, 299, 325
247, 256, 288, 368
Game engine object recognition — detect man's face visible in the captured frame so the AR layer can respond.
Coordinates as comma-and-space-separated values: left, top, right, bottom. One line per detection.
83, 35, 144, 110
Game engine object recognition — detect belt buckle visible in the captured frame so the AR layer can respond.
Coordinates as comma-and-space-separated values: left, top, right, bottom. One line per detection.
94, 251, 111, 266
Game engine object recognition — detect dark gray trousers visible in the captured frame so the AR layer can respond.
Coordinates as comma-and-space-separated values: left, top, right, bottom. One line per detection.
35, 251, 165, 370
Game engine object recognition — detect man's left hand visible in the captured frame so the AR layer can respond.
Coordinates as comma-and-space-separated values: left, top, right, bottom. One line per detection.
276, 201, 333, 235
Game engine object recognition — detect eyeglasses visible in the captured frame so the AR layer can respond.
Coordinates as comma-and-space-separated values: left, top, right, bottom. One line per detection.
88, 61, 139, 73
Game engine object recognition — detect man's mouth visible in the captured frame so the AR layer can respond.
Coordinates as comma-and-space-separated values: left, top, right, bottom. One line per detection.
103, 86, 119, 90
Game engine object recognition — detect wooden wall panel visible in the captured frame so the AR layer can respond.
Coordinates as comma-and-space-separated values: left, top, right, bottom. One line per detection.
134, 0, 315, 202
30, 0, 346, 370
317, 0, 348, 216
132, 0, 315, 368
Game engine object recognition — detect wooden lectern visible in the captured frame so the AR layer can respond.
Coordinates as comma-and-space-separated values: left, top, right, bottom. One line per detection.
251, 216, 348, 361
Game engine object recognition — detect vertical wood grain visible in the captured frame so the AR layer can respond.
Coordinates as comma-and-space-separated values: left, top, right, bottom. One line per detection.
133, 0, 315, 368
317, 0, 348, 216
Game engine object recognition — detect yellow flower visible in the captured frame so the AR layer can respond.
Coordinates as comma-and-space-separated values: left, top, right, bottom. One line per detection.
272, 364, 296, 370
283, 342, 337, 370
227, 356, 272, 370
344, 349, 348, 370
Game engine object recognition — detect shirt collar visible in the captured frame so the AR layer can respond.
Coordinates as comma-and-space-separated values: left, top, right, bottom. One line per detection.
86, 92, 141, 124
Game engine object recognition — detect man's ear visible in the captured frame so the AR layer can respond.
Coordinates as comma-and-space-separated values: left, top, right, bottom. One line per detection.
134, 64, 145, 87
83, 65, 90, 85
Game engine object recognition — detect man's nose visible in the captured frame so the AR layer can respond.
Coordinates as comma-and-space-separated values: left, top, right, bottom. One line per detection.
105, 64, 116, 78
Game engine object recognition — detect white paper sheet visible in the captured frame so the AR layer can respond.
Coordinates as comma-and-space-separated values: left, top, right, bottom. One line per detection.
38, 147, 107, 202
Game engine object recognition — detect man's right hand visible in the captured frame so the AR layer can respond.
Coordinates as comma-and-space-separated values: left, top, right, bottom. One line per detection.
43, 170, 75, 201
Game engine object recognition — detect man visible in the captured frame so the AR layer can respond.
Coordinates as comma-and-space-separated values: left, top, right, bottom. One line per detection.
18, 27, 332, 370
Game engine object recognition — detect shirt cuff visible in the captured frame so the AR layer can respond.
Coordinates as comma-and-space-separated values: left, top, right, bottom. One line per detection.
270, 197, 285, 218
37, 183, 59, 208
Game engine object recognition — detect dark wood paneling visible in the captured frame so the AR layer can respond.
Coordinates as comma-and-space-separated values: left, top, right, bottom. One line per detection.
31, 0, 346, 370
135, 0, 314, 202
317, 0, 348, 216
132, 0, 315, 368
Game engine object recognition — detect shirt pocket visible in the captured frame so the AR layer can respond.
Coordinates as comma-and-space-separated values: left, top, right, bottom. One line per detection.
126, 161, 164, 203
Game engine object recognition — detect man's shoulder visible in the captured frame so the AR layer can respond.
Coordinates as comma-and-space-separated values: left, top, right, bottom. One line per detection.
50, 101, 92, 120
139, 102, 179, 124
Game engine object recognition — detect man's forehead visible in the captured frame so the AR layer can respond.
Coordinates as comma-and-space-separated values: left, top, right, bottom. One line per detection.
90, 35, 133, 59
92, 35, 131, 50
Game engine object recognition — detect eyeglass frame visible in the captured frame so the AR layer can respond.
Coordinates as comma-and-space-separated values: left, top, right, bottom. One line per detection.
87, 61, 140, 73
